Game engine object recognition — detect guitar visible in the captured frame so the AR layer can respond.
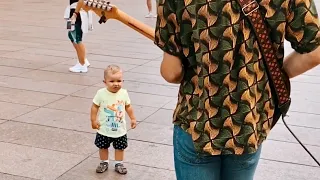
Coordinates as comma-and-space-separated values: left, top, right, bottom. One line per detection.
74, 0, 155, 41
74, 0, 185, 84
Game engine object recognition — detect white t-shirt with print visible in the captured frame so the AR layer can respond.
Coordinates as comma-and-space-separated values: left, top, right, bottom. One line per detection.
93, 88, 130, 138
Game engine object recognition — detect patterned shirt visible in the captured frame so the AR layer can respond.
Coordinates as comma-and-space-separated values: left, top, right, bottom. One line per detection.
154, 0, 320, 155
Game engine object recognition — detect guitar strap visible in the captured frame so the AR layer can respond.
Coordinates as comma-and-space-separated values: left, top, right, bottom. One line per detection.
235, 0, 291, 124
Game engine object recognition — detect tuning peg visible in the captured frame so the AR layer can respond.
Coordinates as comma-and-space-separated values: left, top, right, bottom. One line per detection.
87, 0, 93, 6
92, 0, 98, 7
106, 2, 112, 11
102, 2, 107, 10
83, 0, 88, 5
97, 0, 103, 8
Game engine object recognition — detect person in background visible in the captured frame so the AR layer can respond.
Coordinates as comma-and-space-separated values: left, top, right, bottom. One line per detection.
145, 0, 156, 18
64, 0, 93, 73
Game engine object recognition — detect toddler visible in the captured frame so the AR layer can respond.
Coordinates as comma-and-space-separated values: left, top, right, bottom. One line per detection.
90, 64, 137, 175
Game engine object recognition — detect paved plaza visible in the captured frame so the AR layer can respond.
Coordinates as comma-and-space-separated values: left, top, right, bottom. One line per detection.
0, 0, 319, 179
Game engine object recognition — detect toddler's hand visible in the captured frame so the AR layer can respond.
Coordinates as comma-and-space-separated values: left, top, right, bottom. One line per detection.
131, 119, 137, 129
91, 120, 100, 130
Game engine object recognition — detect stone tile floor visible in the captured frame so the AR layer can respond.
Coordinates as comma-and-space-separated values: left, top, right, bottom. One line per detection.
0, 0, 319, 179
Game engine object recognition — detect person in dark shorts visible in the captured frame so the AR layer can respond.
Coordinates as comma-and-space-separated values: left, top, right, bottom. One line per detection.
65, 0, 92, 73
90, 65, 137, 175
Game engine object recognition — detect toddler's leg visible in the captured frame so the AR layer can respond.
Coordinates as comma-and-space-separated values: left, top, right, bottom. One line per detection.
113, 134, 128, 175
99, 148, 109, 161
94, 133, 111, 173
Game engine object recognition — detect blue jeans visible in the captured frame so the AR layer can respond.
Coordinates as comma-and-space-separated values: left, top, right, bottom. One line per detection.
173, 125, 262, 180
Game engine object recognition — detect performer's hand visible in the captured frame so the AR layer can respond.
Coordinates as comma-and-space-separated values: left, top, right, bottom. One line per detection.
91, 120, 100, 130
131, 119, 137, 129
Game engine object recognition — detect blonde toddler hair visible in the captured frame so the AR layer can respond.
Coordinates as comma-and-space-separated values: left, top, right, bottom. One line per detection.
104, 64, 122, 79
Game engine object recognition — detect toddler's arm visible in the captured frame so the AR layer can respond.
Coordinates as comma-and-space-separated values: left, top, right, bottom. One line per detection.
90, 103, 100, 129
125, 105, 137, 129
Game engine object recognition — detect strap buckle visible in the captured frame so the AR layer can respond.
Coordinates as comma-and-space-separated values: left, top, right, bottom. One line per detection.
242, 0, 260, 16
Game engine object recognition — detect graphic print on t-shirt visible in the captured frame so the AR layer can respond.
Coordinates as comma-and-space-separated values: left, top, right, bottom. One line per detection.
103, 100, 125, 132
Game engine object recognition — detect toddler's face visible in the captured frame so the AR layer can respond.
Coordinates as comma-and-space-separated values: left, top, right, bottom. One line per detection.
104, 71, 123, 93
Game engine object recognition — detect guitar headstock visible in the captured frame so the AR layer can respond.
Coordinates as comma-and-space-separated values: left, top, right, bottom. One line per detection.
77, 0, 119, 23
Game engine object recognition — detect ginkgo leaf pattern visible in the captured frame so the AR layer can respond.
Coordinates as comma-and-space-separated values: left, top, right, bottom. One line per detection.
155, 0, 320, 155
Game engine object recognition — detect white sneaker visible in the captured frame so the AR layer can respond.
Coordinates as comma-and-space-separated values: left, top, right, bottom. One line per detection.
145, 13, 154, 18
72, 58, 90, 67
69, 62, 88, 73
85, 58, 90, 67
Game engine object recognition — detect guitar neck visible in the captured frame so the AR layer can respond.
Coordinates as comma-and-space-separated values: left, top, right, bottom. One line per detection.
115, 10, 155, 41
74, 1, 155, 41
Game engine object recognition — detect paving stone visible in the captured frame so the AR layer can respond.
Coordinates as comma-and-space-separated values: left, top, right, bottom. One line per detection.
255, 159, 320, 180
291, 74, 320, 84
0, 57, 56, 69
17, 70, 101, 86
57, 157, 175, 180
92, 140, 174, 171
44, 96, 93, 114
44, 96, 159, 120
129, 66, 161, 76
0, 66, 32, 76
0, 77, 86, 95
306, 145, 320, 165
0, 142, 87, 180
264, 123, 297, 143
285, 126, 320, 146
123, 81, 178, 97
60, 59, 138, 71
0, 53, 69, 69
290, 96, 320, 114
123, 72, 172, 86
13, 107, 93, 133
86, 54, 150, 65
19, 48, 75, 58
0, 102, 37, 120
143, 60, 162, 67
0, 87, 64, 106
0, 173, 37, 180
162, 98, 178, 110
128, 122, 173, 145
0, 121, 97, 155
261, 140, 320, 166
0, 39, 42, 48
41, 64, 104, 78
128, 92, 175, 108
144, 109, 175, 126
70, 86, 102, 99
0, 44, 26, 51
280, 111, 320, 128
